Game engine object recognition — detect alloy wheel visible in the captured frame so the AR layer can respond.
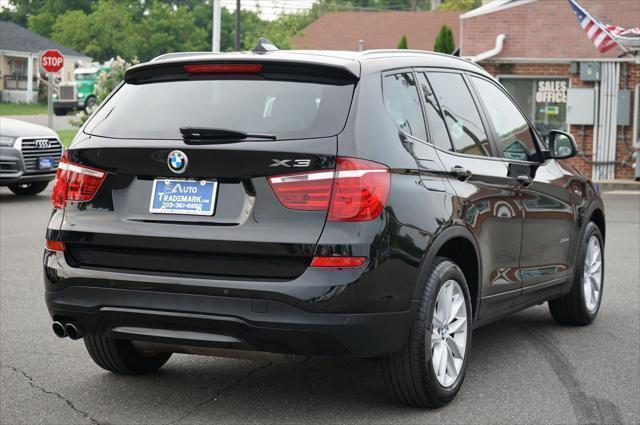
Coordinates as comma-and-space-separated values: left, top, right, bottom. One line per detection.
583, 235, 602, 313
430, 279, 468, 388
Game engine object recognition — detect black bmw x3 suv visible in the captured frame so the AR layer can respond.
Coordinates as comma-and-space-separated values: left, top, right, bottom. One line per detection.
44, 48, 605, 407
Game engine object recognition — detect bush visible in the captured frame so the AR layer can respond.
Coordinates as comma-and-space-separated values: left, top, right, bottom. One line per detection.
398, 35, 408, 49
434, 25, 455, 54
71, 57, 138, 127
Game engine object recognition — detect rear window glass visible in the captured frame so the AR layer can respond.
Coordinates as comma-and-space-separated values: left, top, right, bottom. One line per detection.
84, 79, 355, 140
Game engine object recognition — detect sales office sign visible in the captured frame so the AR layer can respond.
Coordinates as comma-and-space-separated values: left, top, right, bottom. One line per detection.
536, 80, 568, 103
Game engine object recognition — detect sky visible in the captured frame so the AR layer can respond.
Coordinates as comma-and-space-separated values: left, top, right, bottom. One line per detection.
219, 0, 317, 21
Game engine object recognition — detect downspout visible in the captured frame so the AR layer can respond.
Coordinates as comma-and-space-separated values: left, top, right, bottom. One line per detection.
469, 34, 506, 63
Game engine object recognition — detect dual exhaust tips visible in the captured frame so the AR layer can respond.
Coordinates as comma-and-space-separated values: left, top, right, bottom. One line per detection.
52, 321, 83, 340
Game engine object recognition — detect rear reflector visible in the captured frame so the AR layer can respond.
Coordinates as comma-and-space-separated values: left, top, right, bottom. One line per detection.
45, 240, 64, 252
184, 63, 263, 74
310, 256, 366, 268
268, 157, 390, 221
52, 151, 107, 209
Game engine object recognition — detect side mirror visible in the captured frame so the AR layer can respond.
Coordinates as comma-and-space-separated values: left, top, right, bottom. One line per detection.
548, 130, 578, 160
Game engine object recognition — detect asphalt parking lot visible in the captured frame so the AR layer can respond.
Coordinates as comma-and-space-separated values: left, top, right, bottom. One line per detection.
0, 187, 638, 425
7, 114, 75, 131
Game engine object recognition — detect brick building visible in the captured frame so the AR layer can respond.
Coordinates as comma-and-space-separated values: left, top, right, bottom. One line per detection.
461, 0, 640, 180
292, 11, 460, 52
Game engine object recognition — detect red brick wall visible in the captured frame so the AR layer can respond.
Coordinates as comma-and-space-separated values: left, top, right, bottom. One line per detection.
461, 0, 640, 60
480, 62, 639, 180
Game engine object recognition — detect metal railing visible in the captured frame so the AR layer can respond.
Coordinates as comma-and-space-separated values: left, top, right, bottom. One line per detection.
2, 75, 38, 91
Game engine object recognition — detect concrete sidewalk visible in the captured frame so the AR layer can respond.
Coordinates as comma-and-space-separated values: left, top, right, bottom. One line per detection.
595, 179, 640, 192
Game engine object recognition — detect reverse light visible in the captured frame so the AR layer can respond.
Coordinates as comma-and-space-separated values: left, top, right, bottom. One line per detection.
45, 240, 65, 252
52, 151, 107, 209
310, 256, 367, 268
268, 157, 390, 222
184, 63, 263, 74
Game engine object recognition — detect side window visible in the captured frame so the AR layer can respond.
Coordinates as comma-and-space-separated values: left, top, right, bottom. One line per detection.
426, 72, 491, 157
382, 72, 427, 141
415, 72, 453, 151
471, 76, 540, 162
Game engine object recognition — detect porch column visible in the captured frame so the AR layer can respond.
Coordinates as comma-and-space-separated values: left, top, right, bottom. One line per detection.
26, 54, 34, 103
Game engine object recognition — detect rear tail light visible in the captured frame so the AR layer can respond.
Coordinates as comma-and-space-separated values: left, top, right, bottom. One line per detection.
328, 157, 390, 222
268, 170, 334, 211
268, 157, 390, 222
52, 151, 107, 209
310, 256, 366, 268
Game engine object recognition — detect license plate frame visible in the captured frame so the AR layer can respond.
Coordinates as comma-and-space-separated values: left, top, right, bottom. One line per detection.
149, 178, 217, 216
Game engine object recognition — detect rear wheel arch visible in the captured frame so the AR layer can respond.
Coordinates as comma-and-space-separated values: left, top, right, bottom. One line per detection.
589, 208, 605, 242
414, 227, 481, 319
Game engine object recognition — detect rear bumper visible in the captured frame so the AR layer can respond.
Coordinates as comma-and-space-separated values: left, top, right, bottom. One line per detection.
44, 249, 416, 357
45, 286, 411, 356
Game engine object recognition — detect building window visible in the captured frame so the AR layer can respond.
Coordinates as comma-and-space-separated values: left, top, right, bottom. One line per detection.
9, 58, 27, 76
500, 77, 569, 138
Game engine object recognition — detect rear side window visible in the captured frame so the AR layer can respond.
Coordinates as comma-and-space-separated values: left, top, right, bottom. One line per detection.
382, 72, 427, 141
471, 76, 540, 162
426, 72, 490, 157
416, 72, 453, 151
84, 79, 355, 140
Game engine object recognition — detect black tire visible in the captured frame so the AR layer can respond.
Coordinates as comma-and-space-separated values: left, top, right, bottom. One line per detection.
8, 181, 49, 196
84, 96, 97, 114
380, 257, 472, 408
549, 222, 604, 326
53, 108, 67, 116
84, 335, 171, 375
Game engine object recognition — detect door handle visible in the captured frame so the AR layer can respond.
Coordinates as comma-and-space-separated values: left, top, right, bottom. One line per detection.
516, 175, 533, 186
451, 166, 472, 181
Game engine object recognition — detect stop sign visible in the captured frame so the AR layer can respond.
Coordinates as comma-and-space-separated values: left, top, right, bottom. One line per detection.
40, 49, 64, 73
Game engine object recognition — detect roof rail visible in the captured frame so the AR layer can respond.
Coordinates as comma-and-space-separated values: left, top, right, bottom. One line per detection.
359, 49, 486, 72
151, 52, 221, 62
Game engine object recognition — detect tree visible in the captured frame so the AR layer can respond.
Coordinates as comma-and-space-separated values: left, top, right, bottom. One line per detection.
398, 35, 408, 49
2, 0, 319, 62
434, 25, 455, 54
137, 2, 208, 61
324, 1, 431, 11
26, 0, 94, 36
50, 1, 142, 62
437, 0, 481, 12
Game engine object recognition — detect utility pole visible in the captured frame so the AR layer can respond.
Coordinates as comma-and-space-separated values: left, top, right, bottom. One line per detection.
410, 0, 417, 11
212, 0, 221, 52
235, 0, 241, 51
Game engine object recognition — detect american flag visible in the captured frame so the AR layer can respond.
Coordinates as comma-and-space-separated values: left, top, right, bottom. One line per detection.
567, 0, 638, 53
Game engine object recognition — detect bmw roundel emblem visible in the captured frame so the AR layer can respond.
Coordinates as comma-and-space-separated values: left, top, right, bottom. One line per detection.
167, 150, 188, 174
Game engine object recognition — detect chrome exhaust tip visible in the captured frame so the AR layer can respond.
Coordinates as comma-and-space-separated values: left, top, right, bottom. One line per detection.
64, 323, 83, 340
52, 321, 67, 338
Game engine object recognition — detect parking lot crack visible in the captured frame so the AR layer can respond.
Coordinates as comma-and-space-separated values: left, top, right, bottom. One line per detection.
3, 364, 102, 425
165, 361, 273, 425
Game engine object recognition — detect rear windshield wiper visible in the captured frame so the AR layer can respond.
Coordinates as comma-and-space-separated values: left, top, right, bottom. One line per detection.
180, 127, 276, 144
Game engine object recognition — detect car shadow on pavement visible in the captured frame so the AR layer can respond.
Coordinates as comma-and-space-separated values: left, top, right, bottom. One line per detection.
59, 307, 605, 425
